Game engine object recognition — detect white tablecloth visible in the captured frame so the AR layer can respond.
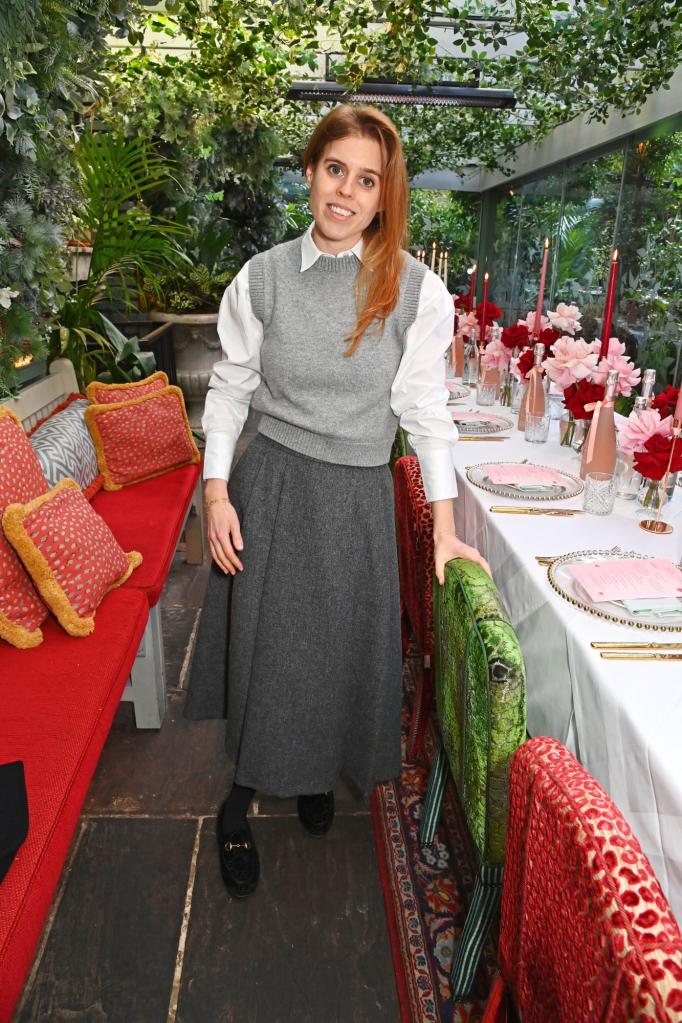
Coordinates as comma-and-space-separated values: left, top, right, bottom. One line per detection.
447, 400, 682, 923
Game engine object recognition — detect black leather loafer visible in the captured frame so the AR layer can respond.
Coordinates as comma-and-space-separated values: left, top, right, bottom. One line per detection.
216, 806, 260, 898
297, 791, 335, 836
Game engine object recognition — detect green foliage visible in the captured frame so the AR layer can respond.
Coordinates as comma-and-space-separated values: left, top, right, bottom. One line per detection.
408, 190, 480, 286
0, 0, 141, 396
144, 264, 236, 313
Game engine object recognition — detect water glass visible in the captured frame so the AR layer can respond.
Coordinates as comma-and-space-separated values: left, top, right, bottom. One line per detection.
524, 413, 550, 444
583, 471, 616, 515
476, 381, 498, 406
614, 452, 641, 500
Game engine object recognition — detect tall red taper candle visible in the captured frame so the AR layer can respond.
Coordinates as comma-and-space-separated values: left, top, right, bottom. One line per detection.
469, 263, 477, 312
600, 249, 619, 358
479, 272, 489, 345
532, 238, 550, 339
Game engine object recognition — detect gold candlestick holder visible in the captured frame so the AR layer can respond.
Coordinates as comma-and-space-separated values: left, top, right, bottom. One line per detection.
639, 418, 680, 535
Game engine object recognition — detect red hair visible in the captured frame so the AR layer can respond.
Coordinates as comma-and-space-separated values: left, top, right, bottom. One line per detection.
303, 105, 409, 356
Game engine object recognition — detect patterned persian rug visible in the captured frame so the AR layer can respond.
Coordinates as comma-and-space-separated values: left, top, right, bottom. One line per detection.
371, 656, 497, 1023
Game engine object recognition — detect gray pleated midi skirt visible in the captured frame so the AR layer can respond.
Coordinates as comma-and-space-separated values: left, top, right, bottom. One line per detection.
184, 433, 403, 797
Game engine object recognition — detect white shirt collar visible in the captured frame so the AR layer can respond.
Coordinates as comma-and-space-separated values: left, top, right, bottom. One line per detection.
300, 223, 364, 272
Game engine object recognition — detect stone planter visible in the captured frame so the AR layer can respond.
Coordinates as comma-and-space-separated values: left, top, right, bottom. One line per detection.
150, 310, 220, 429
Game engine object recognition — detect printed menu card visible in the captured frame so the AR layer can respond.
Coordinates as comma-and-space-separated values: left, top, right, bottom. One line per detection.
485, 464, 568, 487
568, 558, 682, 604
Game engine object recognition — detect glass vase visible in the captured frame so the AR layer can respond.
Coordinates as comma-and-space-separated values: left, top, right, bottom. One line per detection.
559, 411, 576, 447
637, 472, 678, 510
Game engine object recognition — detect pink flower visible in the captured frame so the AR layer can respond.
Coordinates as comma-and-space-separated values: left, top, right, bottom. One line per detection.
548, 303, 582, 335
518, 311, 549, 333
618, 409, 673, 453
480, 338, 511, 372
460, 311, 479, 335
544, 336, 599, 390
590, 339, 642, 396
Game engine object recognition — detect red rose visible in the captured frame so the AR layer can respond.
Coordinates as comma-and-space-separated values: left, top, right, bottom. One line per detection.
501, 323, 530, 350
563, 380, 605, 420
454, 293, 471, 309
633, 432, 682, 481
652, 385, 679, 420
516, 348, 536, 380
475, 301, 502, 326
538, 327, 562, 347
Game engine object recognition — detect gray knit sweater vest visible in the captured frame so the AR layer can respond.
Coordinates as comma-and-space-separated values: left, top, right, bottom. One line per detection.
248, 236, 427, 466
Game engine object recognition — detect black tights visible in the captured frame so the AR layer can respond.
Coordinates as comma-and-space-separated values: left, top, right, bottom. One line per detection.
220, 783, 255, 832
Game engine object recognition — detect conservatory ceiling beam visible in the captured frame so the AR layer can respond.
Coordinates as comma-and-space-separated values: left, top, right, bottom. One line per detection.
286, 80, 516, 108
476, 62, 682, 192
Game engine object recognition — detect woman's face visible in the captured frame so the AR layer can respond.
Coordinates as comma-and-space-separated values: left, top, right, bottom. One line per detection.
305, 133, 384, 256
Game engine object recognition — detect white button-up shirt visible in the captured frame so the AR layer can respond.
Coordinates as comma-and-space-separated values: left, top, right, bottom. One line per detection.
202, 224, 458, 502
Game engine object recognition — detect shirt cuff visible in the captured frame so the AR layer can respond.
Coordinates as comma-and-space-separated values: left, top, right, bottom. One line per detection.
202, 431, 237, 482
413, 444, 458, 502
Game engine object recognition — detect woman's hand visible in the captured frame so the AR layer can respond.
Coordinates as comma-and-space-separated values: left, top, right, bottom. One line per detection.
205, 479, 244, 575
433, 532, 491, 586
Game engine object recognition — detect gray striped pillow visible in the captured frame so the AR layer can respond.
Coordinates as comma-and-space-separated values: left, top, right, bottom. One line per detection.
29, 399, 98, 490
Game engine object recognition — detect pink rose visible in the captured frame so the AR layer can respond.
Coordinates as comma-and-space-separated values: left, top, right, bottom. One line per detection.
518, 311, 549, 333
460, 311, 479, 335
618, 409, 673, 453
548, 303, 582, 335
545, 336, 599, 390
590, 339, 642, 396
480, 338, 511, 372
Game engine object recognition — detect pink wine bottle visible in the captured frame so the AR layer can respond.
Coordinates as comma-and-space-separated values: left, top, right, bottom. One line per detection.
581, 369, 619, 478
517, 343, 546, 431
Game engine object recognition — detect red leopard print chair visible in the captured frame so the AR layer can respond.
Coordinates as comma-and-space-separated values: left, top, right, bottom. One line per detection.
393, 455, 434, 759
483, 736, 682, 1023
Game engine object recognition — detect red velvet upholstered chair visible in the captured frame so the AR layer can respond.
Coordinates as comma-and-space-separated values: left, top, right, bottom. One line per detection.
483, 736, 682, 1023
393, 455, 434, 759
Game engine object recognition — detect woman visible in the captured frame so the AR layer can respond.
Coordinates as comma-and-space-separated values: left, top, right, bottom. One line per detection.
185, 104, 489, 899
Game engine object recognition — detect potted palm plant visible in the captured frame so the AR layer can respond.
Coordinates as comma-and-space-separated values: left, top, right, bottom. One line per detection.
143, 203, 237, 426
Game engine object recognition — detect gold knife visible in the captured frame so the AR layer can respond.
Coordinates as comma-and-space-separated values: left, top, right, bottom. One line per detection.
490, 506, 584, 516
600, 652, 682, 661
592, 641, 682, 650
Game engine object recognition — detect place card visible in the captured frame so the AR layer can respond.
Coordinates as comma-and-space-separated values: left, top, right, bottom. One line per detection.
485, 464, 568, 487
568, 558, 682, 604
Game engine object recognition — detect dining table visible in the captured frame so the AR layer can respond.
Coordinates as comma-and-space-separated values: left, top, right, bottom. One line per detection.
445, 386, 682, 924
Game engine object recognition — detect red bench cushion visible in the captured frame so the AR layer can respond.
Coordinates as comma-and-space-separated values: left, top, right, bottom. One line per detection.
91, 462, 200, 606
0, 587, 149, 1022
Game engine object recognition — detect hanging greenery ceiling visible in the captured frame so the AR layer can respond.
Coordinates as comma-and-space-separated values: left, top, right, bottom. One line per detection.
117, 0, 682, 176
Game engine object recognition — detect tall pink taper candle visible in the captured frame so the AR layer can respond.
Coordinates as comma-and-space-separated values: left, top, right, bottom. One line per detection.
479, 272, 489, 345
675, 385, 682, 422
532, 238, 550, 339
469, 263, 477, 312
600, 249, 619, 358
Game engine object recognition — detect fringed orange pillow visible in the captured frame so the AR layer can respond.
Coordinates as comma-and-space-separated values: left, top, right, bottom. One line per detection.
0, 408, 50, 648
2, 479, 142, 638
84, 386, 200, 491
85, 371, 168, 405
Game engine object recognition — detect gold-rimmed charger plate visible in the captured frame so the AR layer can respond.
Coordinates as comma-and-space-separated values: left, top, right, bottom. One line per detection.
446, 382, 471, 402
548, 549, 682, 633
451, 412, 514, 435
466, 461, 584, 502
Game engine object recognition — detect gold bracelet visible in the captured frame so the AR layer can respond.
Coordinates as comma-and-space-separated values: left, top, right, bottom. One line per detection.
205, 497, 230, 509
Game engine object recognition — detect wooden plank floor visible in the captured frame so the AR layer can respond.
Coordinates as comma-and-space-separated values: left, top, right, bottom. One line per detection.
16, 428, 400, 1022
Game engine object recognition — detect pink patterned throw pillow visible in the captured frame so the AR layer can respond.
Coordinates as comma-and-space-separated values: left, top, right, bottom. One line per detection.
2, 478, 142, 637
85, 371, 168, 405
84, 386, 200, 490
0, 408, 49, 648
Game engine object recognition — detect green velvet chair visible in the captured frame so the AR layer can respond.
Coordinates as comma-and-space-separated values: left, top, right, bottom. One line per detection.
389, 425, 409, 474
419, 558, 527, 1002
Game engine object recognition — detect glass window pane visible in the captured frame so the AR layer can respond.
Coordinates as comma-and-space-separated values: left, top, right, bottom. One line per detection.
615, 133, 682, 388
